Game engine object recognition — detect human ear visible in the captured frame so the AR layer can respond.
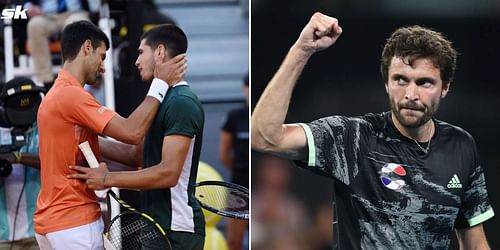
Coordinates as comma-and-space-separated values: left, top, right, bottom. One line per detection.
441, 82, 451, 98
155, 44, 166, 62
82, 40, 93, 55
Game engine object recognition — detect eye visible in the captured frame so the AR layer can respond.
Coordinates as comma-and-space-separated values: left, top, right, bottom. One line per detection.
394, 76, 406, 85
416, 78, 435, 87
422, 82, 432, 88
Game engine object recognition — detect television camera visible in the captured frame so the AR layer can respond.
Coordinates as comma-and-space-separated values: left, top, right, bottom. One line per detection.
0, 77, 44, 177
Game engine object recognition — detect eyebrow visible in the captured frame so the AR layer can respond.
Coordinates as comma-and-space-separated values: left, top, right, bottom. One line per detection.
415, 77, 436, 85
392, 74, 408, 81
392, 74, 437, 85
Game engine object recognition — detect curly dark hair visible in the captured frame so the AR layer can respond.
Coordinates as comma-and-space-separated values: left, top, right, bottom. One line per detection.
381, 25, 457, 84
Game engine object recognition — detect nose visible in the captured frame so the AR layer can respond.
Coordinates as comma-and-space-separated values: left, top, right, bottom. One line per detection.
135, 57, 140, 67
404, 83, 419, 101
100, 63, 105, 74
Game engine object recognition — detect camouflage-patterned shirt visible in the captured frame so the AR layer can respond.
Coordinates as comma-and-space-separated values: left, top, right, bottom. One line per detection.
296, 112, 494, 249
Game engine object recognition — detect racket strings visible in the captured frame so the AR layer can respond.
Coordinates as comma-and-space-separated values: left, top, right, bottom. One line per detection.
108, 212, 169, 250
196, 185, 249, 214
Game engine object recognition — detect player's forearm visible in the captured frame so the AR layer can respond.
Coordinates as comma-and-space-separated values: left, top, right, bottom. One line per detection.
99, 137, 142, 166
0, 152, 40, 169
219, 132, 235, 169
19, 153, 40, 168
105, 163, 179, 190
456, 226, 491, 250
220, 154, 234, 170
122, 96, 160, 144
251, 45, 312, 150
458, 240, 490, 250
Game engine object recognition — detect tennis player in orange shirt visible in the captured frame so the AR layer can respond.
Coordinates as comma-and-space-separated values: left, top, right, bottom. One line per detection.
34, 20, 186, 249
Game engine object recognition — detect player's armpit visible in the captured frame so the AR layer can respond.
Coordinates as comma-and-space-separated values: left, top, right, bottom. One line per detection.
251, 123, 308, 161
455, 224, 490, 250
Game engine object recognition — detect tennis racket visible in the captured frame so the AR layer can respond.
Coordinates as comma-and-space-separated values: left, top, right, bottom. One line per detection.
195, 181, 249, 220
105, 190, 172, 250
78, 141, 171, 250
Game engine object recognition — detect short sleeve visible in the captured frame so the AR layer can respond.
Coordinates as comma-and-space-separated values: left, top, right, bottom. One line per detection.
61, 86, 116, 134
222, 110, 236, 134
163, 96, 203, 138
454, 166, 494, 228
294, 116, 372, 185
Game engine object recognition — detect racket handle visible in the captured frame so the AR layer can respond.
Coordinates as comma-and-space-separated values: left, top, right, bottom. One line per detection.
103, 234, 116, 250
78, 141, 99, 168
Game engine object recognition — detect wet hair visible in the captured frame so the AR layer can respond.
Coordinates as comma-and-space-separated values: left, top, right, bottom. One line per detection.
381, 25, 457, 84
140, 24, 188, 57
61, 20, 110, 62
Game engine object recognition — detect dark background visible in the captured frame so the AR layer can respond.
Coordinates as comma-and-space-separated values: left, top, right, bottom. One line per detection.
251, 0, 500, 248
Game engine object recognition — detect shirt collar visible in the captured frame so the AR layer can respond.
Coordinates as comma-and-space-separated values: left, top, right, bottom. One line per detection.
172, 81, 188, 88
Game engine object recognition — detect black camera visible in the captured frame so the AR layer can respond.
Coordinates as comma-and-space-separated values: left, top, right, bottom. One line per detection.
0, 77, 44, 177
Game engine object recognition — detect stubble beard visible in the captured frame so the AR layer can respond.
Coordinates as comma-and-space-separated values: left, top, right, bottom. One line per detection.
389, 96, 436, 129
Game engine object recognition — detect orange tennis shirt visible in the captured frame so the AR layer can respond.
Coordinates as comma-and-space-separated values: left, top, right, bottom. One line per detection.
34, 69, 116, 234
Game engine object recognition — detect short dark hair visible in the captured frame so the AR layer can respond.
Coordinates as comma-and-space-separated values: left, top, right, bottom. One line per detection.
381, 25, 457, 84
61, 20, 110, 62
140, 24, 188, 57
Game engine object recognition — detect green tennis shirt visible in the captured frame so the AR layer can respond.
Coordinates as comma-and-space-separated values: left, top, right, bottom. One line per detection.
141, 82, 205, 235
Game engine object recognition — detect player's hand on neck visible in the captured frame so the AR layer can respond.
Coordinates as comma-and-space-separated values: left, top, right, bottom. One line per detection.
154, 53, 187, 86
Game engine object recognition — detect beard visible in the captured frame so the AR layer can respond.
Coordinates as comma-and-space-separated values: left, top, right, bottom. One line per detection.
389, 96, 438, 128
86, 71, 100, 85
85, 63, 102, 85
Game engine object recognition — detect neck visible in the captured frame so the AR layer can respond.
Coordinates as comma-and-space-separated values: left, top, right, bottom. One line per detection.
391, 113, 434, 143
63, 61, 86, 87
169, 78, 185, 87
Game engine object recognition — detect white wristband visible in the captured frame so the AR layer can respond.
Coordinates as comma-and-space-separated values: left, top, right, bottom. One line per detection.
147, 78, 169, 102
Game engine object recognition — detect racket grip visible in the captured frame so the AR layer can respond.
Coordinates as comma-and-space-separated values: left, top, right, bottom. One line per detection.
78, 141, 100, 168
103, 234, 116, 250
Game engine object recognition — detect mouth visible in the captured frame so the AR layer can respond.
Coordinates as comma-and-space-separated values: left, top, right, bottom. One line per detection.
401, 107, 423, 112
399, 102, 425, 113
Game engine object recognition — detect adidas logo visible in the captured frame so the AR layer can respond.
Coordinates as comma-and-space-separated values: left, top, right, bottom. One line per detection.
447, 174, 462, 189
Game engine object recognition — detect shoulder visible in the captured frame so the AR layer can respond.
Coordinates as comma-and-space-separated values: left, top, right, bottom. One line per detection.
166, 87, 202, 110
54, 85, 92, 103
162, 88, 204, 124
42, 85, 94, 116
358, 112, 389, 132
437, 119, 475, 143
310, 112, 383, 129
166, 94, 202, 112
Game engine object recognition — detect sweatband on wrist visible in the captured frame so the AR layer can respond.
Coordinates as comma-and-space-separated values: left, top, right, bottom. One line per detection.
147, 78, 169, 102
